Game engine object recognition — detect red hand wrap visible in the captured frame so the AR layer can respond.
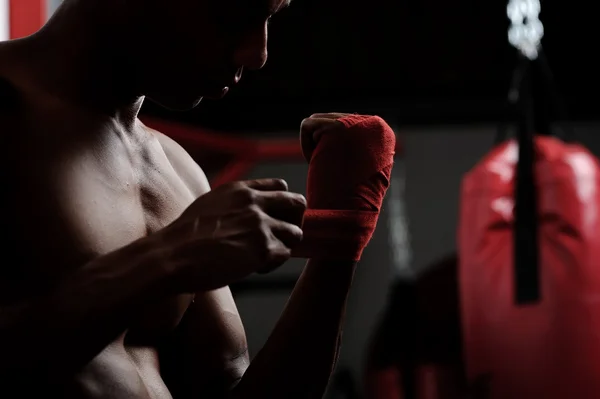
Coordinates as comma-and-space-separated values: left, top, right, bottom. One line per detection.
293, 115, 396, 260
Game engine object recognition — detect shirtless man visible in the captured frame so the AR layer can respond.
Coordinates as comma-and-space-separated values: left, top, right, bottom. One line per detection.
0, 0, 395, 398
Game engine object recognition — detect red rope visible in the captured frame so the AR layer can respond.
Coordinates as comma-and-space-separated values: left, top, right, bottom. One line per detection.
143, 116, 306, 186
142, 116, 402, 187
211, 159, 258, 188
143, 117, 304, 160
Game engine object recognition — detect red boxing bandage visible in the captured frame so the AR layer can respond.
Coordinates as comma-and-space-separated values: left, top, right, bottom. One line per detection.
293, 115, 396, 260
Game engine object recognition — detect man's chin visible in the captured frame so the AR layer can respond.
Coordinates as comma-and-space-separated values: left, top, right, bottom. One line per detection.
147, 95, 204, 112
147, 85, 231, 111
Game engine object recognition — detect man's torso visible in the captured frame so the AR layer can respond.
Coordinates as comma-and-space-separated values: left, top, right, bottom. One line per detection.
0, 74, 245, 398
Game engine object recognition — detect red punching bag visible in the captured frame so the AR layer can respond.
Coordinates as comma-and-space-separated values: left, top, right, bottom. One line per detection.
459, 54, 600, 398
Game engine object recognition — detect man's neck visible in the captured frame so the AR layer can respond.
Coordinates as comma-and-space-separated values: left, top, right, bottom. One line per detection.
8, 0, 144, 128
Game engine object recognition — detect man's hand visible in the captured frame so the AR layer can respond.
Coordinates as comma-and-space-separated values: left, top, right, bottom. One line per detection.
163, 178, 306, 292
300, 112, 396, 211
292, 112, 396, 260
230, 114, 396, 399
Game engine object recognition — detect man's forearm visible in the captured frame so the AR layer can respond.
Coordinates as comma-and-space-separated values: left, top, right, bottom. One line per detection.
231, 259, 357, 399
0, 234, 173, 378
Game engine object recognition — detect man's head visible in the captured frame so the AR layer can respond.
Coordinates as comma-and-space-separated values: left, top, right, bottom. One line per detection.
128, 0, 292, 110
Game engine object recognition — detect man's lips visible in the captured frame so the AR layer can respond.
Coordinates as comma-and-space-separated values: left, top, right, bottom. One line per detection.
203, 68, 243, 99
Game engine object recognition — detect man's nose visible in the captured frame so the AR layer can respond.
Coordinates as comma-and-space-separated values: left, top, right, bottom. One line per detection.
234, 23, 269, 70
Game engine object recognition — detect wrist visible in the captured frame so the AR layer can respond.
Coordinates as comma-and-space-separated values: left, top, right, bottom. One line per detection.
292, 209, 379, 261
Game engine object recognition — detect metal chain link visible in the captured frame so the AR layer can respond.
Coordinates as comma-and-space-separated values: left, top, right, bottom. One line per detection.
507, 0, 544, 60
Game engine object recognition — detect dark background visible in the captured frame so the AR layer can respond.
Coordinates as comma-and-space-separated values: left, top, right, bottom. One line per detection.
142, 0, 597, 131
27, 1, 600, 395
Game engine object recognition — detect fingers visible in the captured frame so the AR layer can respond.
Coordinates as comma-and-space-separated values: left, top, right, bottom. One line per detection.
257, 220, 302, 274
255, 190, 306, 227
243, 178, 288, 192
251, 189, 305, 275
300, 116, 343, 135
300, 113, 350, 131
269, 218, 303, 249
308, 112, 351, 119
228, 178, 306, 226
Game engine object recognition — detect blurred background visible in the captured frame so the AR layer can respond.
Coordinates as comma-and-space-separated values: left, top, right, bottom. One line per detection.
2, 0, 598, 397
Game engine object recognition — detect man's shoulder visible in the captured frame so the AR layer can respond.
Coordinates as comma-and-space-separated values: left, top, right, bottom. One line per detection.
141, 121, 211, 197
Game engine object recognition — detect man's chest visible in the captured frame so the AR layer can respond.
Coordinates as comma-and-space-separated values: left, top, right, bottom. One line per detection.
9, 124, 198, 334
15, 129, 192, 261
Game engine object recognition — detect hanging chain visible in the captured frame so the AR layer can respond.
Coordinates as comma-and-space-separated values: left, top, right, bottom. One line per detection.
507, 0, 544, 60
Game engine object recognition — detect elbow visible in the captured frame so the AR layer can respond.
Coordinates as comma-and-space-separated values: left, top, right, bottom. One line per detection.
226, 356, 250, 398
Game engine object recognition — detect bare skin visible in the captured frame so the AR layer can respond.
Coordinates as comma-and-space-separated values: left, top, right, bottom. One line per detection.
0, 0, 359, 398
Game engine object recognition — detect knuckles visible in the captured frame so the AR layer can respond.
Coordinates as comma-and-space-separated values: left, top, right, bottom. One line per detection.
233, 184, 257, 205
245, 204, 267, 227
227, 183, 265, 209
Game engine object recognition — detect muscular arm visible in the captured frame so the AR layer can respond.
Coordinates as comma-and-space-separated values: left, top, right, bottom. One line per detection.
0, 234, 173, 379
163, 258, 353, 399
164, 258, 354, 399
158, 134, 354, 399
232, 259, 356, 399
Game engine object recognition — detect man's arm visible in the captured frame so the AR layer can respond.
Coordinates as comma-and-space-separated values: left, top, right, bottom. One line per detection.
160, 258, 353, 399
160, 256, 352, 399
156, 131, 356, 399
0, 234, 174, 378
231, 259, 356, 399
156, 111, 394, 399
233, 113, 395, 398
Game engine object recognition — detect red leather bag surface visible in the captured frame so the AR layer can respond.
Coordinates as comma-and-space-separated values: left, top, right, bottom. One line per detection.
459, 136, 600, 398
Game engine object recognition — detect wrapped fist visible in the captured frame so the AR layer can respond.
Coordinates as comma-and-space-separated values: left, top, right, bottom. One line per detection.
293, 113, 396, 261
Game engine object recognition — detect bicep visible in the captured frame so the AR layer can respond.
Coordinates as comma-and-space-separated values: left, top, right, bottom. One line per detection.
160, 287, 250, 398
183, 287, 249, 363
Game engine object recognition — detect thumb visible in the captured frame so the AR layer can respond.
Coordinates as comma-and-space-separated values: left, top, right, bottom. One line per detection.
243, 178, 289, 192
